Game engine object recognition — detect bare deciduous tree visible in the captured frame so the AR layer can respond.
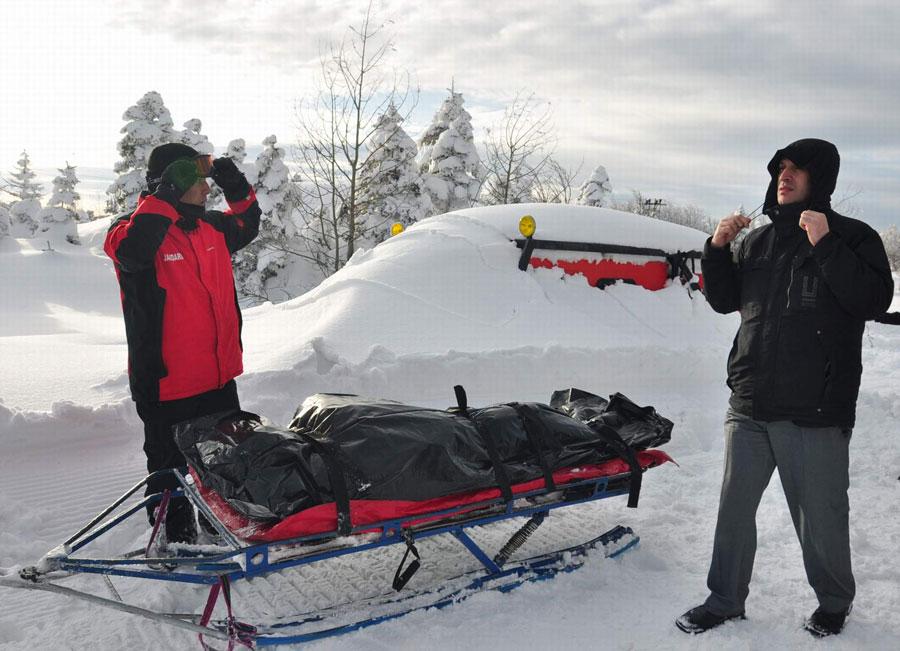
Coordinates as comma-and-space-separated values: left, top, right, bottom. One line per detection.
612, 190, 715, 234
479, 92, 555, 205
293, 2, 415, 276
833, 184, 863, 217
530, 157, 583, 204
880, 224, 900, 271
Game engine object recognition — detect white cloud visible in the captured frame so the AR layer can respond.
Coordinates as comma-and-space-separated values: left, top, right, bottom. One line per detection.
3, 0, 898, 228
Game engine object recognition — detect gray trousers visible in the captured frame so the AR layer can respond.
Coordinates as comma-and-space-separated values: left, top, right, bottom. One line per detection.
704, 409, 855, 615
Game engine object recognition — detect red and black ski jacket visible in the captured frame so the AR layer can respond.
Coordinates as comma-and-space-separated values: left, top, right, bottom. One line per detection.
105, 191, 261, 404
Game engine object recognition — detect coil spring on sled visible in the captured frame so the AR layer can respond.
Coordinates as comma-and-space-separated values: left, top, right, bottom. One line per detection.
493, 512, 546, 567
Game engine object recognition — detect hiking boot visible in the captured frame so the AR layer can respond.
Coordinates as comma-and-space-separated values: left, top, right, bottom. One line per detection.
804, 605, 852, 638
676, 604, 745, 634
198, 510, 221, 537
164, 497, 198, 545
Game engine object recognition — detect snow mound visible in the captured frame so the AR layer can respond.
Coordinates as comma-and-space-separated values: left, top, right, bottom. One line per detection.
242, 209, 734, 378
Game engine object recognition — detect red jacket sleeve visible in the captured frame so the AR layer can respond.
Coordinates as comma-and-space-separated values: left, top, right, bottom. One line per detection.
104, 196, 179, 272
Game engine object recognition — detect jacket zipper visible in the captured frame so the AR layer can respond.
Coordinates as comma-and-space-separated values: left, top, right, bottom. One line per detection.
187, 229, 223, 388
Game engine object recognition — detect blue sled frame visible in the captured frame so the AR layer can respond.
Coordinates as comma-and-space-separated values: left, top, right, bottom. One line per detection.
4, 467, 642, 647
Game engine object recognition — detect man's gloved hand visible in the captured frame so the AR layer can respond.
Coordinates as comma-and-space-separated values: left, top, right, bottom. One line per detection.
211, 157, 251, 202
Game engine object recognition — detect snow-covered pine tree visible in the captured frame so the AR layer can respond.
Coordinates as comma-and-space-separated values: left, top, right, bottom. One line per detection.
179, 118, 214, 155
417, 91, 481, 215
577, 165, 612, 207
234, 135, 295, 300
358, 104, 431, 244
225, 139, 247, 165
39, 162, 81, 245
106, 91, 175, 214
416, 92, 465, 174
3, 151, 44, 201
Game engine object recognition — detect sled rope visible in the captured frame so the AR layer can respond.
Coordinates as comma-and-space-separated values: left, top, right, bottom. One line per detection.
145, 489, 171, 556
198, 576, 255, 650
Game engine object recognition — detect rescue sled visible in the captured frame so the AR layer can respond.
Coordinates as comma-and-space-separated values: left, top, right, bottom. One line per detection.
1, 387, 674, 648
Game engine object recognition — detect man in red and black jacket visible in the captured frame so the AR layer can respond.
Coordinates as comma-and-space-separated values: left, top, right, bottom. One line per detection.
104, 143, 261, 543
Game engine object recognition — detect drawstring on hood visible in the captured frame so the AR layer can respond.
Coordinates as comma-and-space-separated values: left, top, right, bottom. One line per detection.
763, 138, 840, 224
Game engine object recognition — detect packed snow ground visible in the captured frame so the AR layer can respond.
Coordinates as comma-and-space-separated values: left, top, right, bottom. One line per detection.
0, 206, 898, 650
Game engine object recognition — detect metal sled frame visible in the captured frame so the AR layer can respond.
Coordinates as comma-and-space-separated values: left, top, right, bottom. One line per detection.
5, 467, 642, 647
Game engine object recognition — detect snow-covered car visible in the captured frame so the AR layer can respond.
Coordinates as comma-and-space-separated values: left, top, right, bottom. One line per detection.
453, 203, 709, 291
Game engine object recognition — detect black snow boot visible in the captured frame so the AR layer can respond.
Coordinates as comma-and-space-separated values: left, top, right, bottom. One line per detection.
198, 510, 220, 537
804, 605, 852, 638
676, 605, 745, 634
164, 496, 198, 545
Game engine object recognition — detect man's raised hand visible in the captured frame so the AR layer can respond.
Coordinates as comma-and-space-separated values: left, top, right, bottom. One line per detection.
799, 210, 830, 246
711, 213, 751, 248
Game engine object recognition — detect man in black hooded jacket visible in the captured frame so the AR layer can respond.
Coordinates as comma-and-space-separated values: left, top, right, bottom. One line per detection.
677, 139, 893, 637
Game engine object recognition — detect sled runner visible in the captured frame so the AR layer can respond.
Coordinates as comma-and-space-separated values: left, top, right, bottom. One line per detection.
1, 387, 674, 648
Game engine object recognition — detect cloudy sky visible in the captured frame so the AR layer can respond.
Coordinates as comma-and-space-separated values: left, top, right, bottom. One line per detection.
2, 0, 898, 229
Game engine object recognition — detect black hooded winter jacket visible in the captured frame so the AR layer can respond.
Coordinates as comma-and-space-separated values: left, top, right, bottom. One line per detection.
702, 139, 893, 427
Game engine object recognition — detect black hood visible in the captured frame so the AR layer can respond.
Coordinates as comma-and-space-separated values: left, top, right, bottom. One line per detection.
763, 138, 840, 216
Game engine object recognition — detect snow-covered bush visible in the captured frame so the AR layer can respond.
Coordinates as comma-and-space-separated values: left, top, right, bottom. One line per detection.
9, 199, 42, 237
417, 92, 481, 215
38, 207, 79, 245
107, 91, 175, 214
358, 105, 431, 243
577, 166, 612, 207
0, 205, 10, 238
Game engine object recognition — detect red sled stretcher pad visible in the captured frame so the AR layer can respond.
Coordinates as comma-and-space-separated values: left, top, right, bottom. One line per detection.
192, 449, 673, 543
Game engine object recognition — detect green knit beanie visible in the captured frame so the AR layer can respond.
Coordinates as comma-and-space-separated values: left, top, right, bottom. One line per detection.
160, 159, 202, 194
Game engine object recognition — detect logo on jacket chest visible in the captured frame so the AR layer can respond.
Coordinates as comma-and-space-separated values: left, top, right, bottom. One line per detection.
162, 252, 185, 263
801, 274, 819, 309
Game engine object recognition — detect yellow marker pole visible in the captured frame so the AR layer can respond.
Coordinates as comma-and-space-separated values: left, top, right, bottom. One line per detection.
517, 215, 537, 271
390, 222, 405, 237
518, 215, 536, 238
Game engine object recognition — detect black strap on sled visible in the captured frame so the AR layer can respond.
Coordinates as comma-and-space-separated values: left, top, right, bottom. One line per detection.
392, 531, 421, 591
453, 385, 514, 504
293, 432, 353, 536
589, 422, 643, 508
665, 251, 698, 286
513, 403, 557, 492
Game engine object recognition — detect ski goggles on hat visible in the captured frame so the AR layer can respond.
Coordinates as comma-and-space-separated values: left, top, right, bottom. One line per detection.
193, 154, 214, 178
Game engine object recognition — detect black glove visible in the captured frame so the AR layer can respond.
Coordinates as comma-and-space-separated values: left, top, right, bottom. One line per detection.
211, 157, 251, 202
